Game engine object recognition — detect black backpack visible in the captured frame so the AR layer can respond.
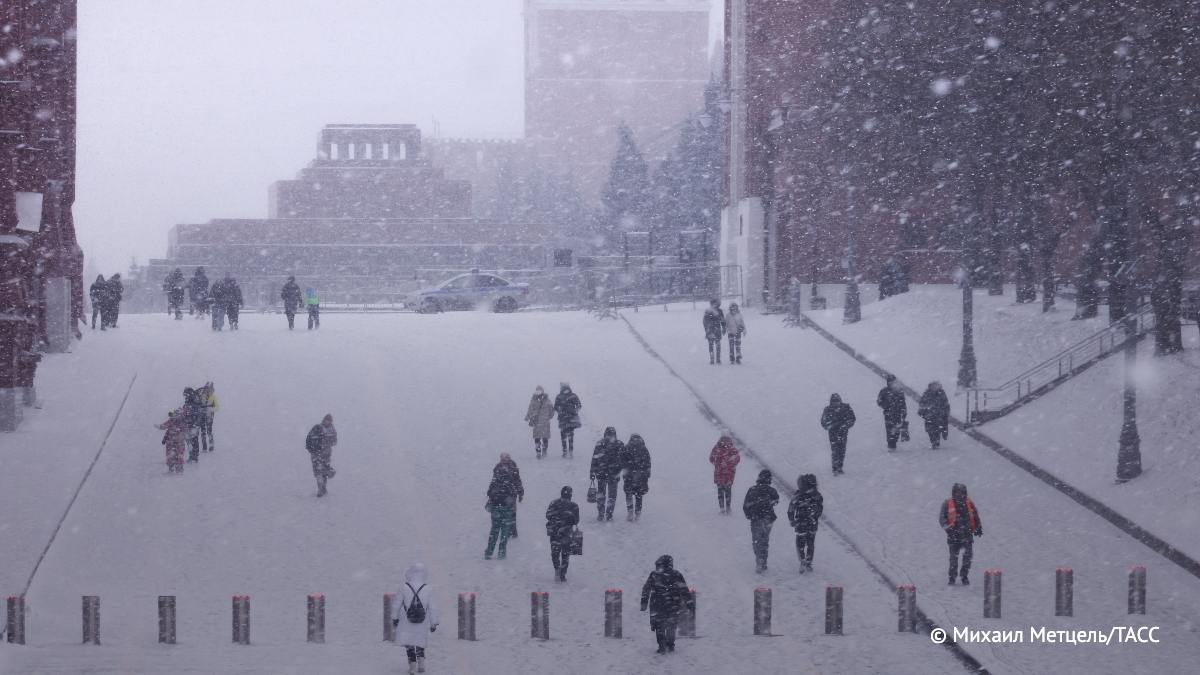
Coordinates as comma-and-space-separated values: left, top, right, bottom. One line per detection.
404, 583, 427, 623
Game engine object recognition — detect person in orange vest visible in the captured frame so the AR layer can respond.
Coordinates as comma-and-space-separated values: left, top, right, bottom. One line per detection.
939, 483, 983, 585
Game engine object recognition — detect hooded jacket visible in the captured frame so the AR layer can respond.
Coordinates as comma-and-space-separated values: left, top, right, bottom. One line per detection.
640, 556, 692, 627
876, 379, 907, 422
492, 456, 524, 502
391, 563, 437, 648
554, 386, 582, 430
525, 390, 555, 438
787, 474, 824, 533
939, 483, 982, 542
620, 434, 652, 495
703, 305, 726, 338
281, 279, 302, 311
820, 394, 857, 435
742, 471, 780, 521
709, 436, 741, 486
918, 385, 950, 426
590, 427, 624, 480
545, 488, 580, 542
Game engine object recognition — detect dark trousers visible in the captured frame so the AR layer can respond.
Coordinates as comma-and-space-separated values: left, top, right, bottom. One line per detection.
550, 539, 571, 577
949, 540, 974, 580
750, 518, 773, 570
91, 305, 100, 328
310, 449, 333, 495
884, 417, 903, 448
307, 305, 320, 329
925, 421, 944, 448
187, 432, 201, 462
796, 531, 816, 566
212, 304, 225, 330
625, 491, 644, 514
485, 506, 514, 557
201, 414, 214, 451
717, 485, 732, 511
285, 309, 295, 329
707, 337, 722, 363
405, 646, 425, 662
559, 427, 574, 453
168, 296, 183, 319
728, 334, 742, 362
596, 477, 619, 519
226, 305, 240, 329
829, 431, 848, 472
654, 618, 678, 651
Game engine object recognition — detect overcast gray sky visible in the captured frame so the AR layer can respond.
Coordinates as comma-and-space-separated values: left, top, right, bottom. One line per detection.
76, 0, 721, 273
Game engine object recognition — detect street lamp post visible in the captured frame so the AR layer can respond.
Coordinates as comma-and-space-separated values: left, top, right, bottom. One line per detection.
956, 265, 977, 389
843, 229, 861, 324
1115, 268, 1142, 482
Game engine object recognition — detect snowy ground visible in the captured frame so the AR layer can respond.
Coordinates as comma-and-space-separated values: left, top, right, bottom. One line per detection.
806, 286, 1200, 561
0, 312, 965, 674
623, 303, 1200, 675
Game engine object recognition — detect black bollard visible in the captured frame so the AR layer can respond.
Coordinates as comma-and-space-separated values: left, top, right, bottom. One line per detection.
1055, 568, 1073, 617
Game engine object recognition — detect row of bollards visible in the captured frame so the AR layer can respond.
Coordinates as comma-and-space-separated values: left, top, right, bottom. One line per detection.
1, 569, 1152, 646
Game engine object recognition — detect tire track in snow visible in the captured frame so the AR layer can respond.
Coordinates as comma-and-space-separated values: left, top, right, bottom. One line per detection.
618, 314, 988, 674
19, 373, 139, 597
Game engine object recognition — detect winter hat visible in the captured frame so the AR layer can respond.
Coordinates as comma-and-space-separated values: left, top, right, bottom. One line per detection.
604, 426, 617, 439
535, 386, 544, 395
561, 486, 573, 499
885, 373, 896, 383
655, 554, 674, 570
629, 433, 644, 446
757, 469, 772, 484
322, 414, 333, 424
798, 473, 817, 491
952, 483, 967, 500
500, 452, 512, 463
830, 393, 841, 404
730, 302, 740, 312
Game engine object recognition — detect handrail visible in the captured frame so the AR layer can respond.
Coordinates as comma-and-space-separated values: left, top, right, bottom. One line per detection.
976, 302, 1154, 393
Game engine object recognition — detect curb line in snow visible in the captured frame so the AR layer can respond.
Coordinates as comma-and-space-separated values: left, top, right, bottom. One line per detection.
796, 313, 1200, 583
20, 373, 139, 598
618, 314, 988, 675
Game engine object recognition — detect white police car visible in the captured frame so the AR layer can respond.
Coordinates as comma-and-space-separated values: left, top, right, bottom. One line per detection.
407, 273, 529, 313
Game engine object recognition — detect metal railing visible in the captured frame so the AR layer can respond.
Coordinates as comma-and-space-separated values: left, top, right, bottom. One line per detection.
965, 302, 1156, 424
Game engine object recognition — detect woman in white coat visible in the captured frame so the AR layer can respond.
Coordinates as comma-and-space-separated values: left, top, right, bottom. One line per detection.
391, 562, 439, 674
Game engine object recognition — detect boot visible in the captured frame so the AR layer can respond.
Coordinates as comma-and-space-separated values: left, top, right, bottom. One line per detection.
408, 662, 417, 675
417, 656, 425, 673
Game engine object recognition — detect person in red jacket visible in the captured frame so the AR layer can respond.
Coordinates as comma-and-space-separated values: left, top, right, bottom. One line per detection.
938, 483, 983, 585
709, 435, 741, 514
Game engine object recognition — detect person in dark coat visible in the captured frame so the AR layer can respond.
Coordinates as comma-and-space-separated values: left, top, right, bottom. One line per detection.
918, 381, 951, 449
305, 414, 338, 497
820, 393, 856, 474
210, 276, 228, 330
223, 275, 244, 330
492, 453, 524, 537
726, 302, 746, 364
702, 299, 726, 364
553, 383, 582, 457
939, 483, 983, 585
484, 473, 517, 560
104, 273, 123, 328
640, 554, 693, 654
876, 374, 908, 450
589, 426, 623, 522
89, 275, 106, 330
545, 486, 580, 582
182, 387, 205, 463
189, 267, 209, 317
281, 276, 302, 330
742, 470, 780, 573
787, 474, 823, 573
620, 433, 652, 521
163, 268, 186, 319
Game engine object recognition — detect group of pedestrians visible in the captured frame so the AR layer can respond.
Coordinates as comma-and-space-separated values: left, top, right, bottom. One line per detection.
88, 273, 123, 330
740, 470, 824, 575
154, 382, 218, 473
701, 299, 747, 365
522, 383, 581, 458
281, 276, 321, 330
589, 427, 652, 523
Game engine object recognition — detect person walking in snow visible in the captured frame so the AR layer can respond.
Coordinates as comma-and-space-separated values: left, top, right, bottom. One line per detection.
640, 554, 693, 655
104, 273, 123, 328
545, 486, 580, 582
390, 562, 438, 674
156, 409, 188, 474
787, 474, 823, 573
553, 383, 582, 457
492, 453, 524, 537
483, 471, 517, 559
621, 433, 652, 521
876, 374, 908, 450
709, 435, 741, 514
743, 469, 779, 573
939, 483, 983, 585
820, 393, 856, 474
163, 268, 186, 319
224, 275, 244, 330
726, 302, 746, 364
590, 427, 624, 522
189, 267, 209, 317
524, 386, 555, 458
702, 299, 726, 364
210, 274, 228, 330
304, 287, 320, 329
918, 381, 951, 449
199, 381, 218, 452
281, 276, 302, 330
305, 414, 338, 497
182, 387, 205, 463
89, 274, 106, 330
